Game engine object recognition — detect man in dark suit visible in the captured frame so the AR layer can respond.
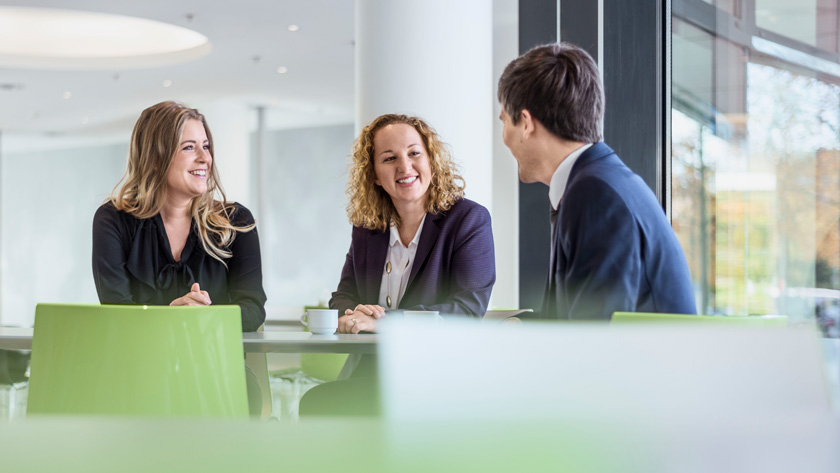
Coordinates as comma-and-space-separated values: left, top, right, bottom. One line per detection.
497, 42, 696, 320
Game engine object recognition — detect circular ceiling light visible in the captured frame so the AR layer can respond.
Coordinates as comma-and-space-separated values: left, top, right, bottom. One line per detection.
0, 7, 211, 70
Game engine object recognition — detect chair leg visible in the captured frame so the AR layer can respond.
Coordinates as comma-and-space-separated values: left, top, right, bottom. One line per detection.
245, 352, 272, 419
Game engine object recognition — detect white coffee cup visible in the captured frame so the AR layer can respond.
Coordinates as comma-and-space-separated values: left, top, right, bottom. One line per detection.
300, 309, 339, 335
403, 310, 443, 323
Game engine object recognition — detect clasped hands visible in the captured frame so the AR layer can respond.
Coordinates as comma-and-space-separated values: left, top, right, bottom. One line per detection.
338, 304, 386, 334
170, 282, 212, 306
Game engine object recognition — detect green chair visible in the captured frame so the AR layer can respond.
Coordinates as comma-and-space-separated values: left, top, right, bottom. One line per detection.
300, 352, 349, 382
27, 303, 248, 418
612, 311, 788, 326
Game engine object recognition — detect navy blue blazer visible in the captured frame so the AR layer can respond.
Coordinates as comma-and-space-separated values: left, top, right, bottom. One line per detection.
542, 142, 696, 320
330, 198, 496, 316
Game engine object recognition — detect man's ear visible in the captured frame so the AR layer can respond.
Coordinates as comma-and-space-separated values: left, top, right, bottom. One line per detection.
520, 109, 536, 138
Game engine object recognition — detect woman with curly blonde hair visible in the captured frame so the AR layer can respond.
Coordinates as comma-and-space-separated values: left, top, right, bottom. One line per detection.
330, 114, 496, 334
92, 101, 266, 332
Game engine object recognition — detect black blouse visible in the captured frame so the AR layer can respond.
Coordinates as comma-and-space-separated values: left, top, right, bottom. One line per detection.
92, 202, 267, 332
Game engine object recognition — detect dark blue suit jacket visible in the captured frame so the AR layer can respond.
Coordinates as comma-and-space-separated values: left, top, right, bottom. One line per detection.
542, 142, 696, 320
330, 198, 496, 316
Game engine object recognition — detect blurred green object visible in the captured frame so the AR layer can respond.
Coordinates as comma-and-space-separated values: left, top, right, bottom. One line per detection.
612, 311, 788, 326
0, 418, 635, 473
300, 353, 348, 382
0, 349, 29, 385
301, 305, 347, 382
0, 349, 30, 420
0, 415, 835, 473
27, 303, 248, 418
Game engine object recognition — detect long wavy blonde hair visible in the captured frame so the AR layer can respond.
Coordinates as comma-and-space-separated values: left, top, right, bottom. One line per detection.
109, 101, 254, 264
347, 114, 465, 232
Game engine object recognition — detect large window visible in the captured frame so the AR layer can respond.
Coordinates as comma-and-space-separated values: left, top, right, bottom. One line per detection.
672, 0, 840, 337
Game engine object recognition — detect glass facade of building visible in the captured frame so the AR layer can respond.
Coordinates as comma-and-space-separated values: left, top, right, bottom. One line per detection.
673, 0, 840, 337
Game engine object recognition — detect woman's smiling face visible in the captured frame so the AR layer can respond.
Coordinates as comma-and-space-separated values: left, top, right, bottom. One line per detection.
372, 123, 433, 212
166, 119, 212, 202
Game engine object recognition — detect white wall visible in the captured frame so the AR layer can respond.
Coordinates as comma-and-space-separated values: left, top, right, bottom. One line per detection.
256, 124, 354, 308
1, 142, 127, 326
490, 0, 519, 309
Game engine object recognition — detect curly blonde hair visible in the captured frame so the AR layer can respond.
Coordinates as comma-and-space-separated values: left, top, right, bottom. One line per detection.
347, 114, 465, 231
109, 101, 254, 265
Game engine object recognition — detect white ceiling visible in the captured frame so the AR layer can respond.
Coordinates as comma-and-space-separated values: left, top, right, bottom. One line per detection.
0, 0, 355, 143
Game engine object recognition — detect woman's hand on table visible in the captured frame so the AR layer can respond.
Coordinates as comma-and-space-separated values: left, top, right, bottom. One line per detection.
349, 304, 386, 319
338, 304, 385, 333
170, 282, 212, 306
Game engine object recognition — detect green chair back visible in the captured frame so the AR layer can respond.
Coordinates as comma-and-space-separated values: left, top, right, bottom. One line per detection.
27, 303, 248, 418
612, 311, 788, 326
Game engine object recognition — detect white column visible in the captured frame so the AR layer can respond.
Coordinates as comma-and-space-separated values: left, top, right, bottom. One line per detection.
491, 0, 519, 309
196, 99, 253, 207
356, 0, 494, 210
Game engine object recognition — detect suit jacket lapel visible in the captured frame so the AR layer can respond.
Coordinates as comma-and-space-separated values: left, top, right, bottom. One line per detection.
406, 212, 442, 290
365, 230, 390, 303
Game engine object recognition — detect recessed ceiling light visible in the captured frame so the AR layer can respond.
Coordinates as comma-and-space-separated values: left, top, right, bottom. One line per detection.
0, 7, 211, 70
277, 66, 288, 74
287, 25, 300, 32
162, 79, 173, 87
63, 91, 72, 99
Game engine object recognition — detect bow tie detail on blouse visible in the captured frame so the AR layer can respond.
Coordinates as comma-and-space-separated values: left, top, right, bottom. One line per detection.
155, 261, 197, 291
124, 217, 197, 294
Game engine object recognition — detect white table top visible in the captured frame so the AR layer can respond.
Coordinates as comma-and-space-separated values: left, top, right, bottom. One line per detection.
242, 331, 377, 354
0, 327, 34, 351
0, 326, 377, 354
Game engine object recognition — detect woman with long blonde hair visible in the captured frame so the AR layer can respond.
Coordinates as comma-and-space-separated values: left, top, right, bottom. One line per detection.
92, 101, 266, 331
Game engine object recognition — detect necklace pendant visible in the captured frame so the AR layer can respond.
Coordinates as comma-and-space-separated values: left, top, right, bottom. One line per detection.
387, 295, 392, 308
386, 261, 391, 273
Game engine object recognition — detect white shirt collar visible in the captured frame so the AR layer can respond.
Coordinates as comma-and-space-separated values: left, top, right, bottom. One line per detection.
548, 143, 593, 210
389, 213, 427, 248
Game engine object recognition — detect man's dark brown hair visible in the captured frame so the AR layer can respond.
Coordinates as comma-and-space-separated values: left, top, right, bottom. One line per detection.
498, 42, 603, 143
